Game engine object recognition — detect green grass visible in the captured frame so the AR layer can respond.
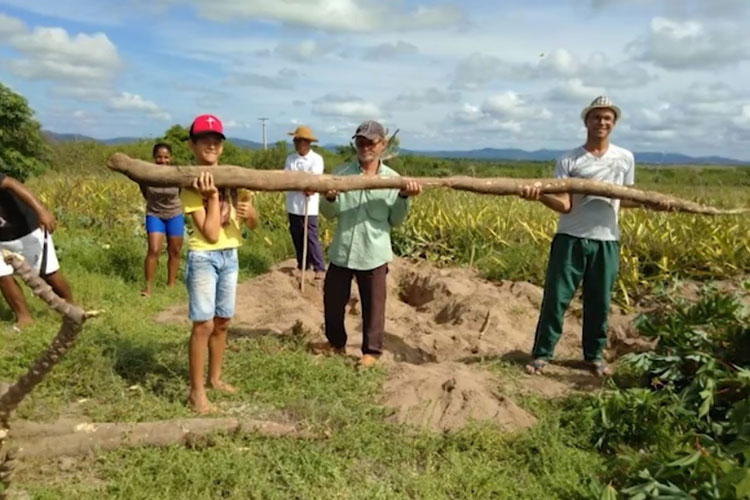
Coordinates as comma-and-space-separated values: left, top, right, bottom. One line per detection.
3, 160, 750, 499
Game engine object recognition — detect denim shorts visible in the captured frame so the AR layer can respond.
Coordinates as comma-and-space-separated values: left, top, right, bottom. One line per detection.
185, 248, 238, 322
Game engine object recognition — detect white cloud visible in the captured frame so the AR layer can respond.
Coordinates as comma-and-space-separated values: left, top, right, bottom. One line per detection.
155, 0, 464, 32
448, 92, 550, 135
547, 79, 606, 102
363, 40, 419, 60
451, 103, 483, 124
450, 53, 505, 91
51, 86, 117, 100
590, 0, 749, 18
324, 121, 360, 137
226, 68, 299, 90
0, 14, 121, 85
479, 120, 523, 134
451, 49, 653, 90
108, 92, 171, 121
481, 92, 551, 120
385, 87, 460, 110
0, 12, 25, 36
274, 40, 339, 62
628, 17, 750, 69
223, 120, 254, 129
312, 93, 381, 119
612, 82, 750, 153
732, 105, 750, 130
0, 0, 131, 25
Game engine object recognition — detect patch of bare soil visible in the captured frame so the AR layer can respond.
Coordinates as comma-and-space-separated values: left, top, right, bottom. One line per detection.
383, 362, 536, 433
155, 258, 645, 432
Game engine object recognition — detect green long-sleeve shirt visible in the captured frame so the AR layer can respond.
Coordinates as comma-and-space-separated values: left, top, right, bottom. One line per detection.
320, 161, 410, 271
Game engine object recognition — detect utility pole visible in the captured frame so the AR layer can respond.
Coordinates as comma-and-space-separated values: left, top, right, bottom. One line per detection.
258, 117, 269, 150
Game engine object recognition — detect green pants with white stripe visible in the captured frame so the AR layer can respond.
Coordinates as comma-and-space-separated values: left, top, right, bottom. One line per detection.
531, 234, 619, 362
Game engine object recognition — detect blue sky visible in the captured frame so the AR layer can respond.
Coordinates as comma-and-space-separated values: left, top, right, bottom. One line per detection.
1, 0, 750, 159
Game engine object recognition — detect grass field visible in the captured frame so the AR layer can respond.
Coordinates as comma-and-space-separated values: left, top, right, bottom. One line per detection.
1, 151, 749, 499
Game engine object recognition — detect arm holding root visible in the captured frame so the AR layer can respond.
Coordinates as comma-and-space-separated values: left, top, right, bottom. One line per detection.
519, 187, 572, 214
0, 177, 57, 233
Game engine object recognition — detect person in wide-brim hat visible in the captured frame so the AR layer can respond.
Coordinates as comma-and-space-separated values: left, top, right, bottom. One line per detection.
580, 95, 621, 123
518, 95, 667, 380
288, 125, 318, 142
283, 125, 326, 279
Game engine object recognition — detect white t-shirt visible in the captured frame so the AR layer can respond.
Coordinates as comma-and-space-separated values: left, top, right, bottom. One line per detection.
555, 144, 635, 241
284, 150, 324, 216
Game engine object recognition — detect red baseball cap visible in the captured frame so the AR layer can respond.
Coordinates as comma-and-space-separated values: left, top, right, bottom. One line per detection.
189, 114, 225, 140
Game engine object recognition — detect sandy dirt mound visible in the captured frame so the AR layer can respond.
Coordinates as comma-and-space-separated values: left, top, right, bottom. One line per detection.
157, 258, 628, 364
155, 258, 640, 432
382, 362, 536, 433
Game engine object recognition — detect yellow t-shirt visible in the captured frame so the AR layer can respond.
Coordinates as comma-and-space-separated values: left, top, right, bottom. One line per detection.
181, 189, 242, 251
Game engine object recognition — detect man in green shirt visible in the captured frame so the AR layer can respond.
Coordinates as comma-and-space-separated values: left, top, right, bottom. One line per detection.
321, 120, 421, 368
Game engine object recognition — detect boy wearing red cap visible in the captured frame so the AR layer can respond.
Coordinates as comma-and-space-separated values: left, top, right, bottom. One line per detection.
181, 114, 258, 414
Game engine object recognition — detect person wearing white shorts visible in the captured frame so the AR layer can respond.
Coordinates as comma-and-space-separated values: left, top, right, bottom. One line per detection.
0, 228, 61, 277
0, 173, 73, 329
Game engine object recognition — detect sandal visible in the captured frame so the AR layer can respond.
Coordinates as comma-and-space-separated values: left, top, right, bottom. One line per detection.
589, 360, 612, 378
524, 358, 548, 375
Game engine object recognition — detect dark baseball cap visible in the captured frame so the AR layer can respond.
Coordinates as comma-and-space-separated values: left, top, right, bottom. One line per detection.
352, 120, 386, 141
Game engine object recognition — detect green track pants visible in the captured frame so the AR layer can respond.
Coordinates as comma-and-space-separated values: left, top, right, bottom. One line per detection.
531, 234, 619, 362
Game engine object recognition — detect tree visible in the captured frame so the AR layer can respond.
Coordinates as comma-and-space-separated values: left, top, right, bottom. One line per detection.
157, 124, 192, 165
0, 83, 51, 181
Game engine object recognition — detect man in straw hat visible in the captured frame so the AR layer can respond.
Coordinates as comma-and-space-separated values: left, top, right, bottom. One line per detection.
320, 120, 421, 368
519, 96, 668, 377
285, 125, 326, 279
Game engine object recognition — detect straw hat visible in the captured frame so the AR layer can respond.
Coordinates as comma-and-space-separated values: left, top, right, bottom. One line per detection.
580, 96, 621, 123
288, 125, 318, 142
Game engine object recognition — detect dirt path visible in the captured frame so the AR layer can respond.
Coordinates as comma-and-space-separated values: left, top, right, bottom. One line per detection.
157, 258, 641, 433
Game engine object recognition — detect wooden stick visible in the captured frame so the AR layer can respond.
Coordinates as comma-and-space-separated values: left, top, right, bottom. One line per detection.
107, 153, 750, 216
301, 198, 309, 292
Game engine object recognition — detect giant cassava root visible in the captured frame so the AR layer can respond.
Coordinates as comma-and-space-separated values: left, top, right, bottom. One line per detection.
0, 251, 100, 498
107, 153, 749, 216
7, 417, 316, 459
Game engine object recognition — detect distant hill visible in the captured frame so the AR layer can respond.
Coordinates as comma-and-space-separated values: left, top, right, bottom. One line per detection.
44, 130, 264, 150
102, 137, 143, 145
401, 148, 749, 166
228, 138, 263, 150
43, 131, 747, 165
43, 131, 99, 143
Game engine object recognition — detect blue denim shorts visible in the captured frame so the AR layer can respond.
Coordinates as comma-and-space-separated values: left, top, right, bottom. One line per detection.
185, 249, 238, 322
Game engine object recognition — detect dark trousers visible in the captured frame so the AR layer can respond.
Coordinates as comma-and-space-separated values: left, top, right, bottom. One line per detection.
324, 263, 387, 355
288, 214, 325, 272
531, 234, 619, 362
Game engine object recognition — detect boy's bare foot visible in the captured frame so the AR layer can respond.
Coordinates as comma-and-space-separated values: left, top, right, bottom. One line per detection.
207, 380, 236, 394
14, 316, 33, 330
140, 289, 151, 297
188, 391, 216, 414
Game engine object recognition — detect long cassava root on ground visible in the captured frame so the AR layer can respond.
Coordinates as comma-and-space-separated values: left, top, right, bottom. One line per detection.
0, 251, 100, 498
8, 418, 317, 459
107, 153, 749, 216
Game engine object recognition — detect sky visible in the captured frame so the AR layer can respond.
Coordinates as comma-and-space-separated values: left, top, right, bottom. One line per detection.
1, 0, 750, 159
